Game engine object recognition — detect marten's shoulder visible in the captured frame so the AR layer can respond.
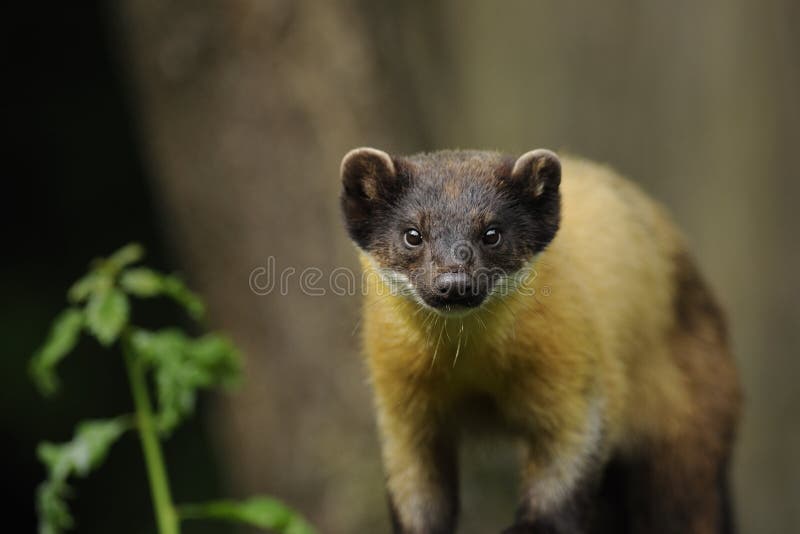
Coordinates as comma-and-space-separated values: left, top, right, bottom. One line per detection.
541, 156, 685, 334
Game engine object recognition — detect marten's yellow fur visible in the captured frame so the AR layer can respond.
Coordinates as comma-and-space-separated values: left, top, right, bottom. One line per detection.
345, 150, 740, 534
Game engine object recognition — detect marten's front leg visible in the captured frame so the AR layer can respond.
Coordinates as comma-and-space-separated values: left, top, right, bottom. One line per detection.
378, 399, 459, 534
501, 485, 591, 534
501, 395, 606, 534
502, 442, 600, 533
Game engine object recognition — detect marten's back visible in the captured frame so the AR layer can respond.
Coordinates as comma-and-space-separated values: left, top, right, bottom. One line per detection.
537, 156, 736, 450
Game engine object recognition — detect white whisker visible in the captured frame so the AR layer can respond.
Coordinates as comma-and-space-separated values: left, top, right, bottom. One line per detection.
430, 317, 446, 371
452, 319, 464, 368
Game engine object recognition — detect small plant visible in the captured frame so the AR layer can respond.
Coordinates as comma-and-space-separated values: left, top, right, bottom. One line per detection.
30, 243, 316, 534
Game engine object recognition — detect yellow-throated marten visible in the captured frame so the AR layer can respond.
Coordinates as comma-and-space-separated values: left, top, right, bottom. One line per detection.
340, 148, 741, 534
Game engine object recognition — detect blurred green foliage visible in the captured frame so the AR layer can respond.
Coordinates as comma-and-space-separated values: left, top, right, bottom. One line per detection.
31, 244, 315, 534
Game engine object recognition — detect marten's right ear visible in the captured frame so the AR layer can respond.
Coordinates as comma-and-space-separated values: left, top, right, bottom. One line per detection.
340, 147, 402, 248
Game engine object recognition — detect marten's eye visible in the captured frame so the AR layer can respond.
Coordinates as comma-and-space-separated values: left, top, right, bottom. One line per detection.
482, 228, 502, 247
404, 228, 423, 247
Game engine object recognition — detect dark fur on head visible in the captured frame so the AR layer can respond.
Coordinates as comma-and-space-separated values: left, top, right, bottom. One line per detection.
340, 148, 561, 312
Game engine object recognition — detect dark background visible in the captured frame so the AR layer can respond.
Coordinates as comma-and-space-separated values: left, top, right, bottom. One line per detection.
3, 3, 225, 533
3, 1, 799, 533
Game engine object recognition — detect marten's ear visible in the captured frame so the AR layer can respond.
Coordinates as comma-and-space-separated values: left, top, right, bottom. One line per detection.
340, 147, 402, 247
511, 149, 561, 199
340, 147, 397, 201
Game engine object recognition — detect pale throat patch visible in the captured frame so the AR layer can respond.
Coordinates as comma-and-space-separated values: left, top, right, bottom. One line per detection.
365, 255, 424, 303
486, 255, 540, 302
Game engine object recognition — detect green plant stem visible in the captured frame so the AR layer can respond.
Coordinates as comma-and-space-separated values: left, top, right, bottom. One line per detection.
123, 334, 180, 534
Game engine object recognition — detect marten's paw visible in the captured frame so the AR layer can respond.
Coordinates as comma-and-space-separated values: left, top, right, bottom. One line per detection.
501, 522, 575, 534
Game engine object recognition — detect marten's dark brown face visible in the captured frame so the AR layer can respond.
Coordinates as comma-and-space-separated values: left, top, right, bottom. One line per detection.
340, 148, 561, 314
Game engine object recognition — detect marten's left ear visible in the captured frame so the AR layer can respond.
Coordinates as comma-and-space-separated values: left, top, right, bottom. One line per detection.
340, 147, 402, 248
511, 149, 561, 199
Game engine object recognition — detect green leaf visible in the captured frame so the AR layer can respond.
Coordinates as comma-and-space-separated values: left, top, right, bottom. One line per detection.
36, 417, 130, 534
67, 271, 112, 303
37, 480, 73, 534
38, 417, 131, 480
85, 288, 129, 346
68, 244, 143, 304
178, 497, 317, 534
186, 335, 241, 388
30, 308, 84, 396
119, 268, 206, 322
106, 243, 145, 271
119, 267, 165, 297
130, 329, 240, 434
161, 275, 205, 320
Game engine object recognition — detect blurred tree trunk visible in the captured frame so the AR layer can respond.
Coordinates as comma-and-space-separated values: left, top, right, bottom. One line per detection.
115, 1, 444, 532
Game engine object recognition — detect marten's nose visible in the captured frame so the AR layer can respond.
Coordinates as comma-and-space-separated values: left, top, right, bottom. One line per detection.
434, 272, 472, 302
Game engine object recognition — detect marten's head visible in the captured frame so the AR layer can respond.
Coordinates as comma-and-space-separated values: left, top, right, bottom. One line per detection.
340, 148, 561, 314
